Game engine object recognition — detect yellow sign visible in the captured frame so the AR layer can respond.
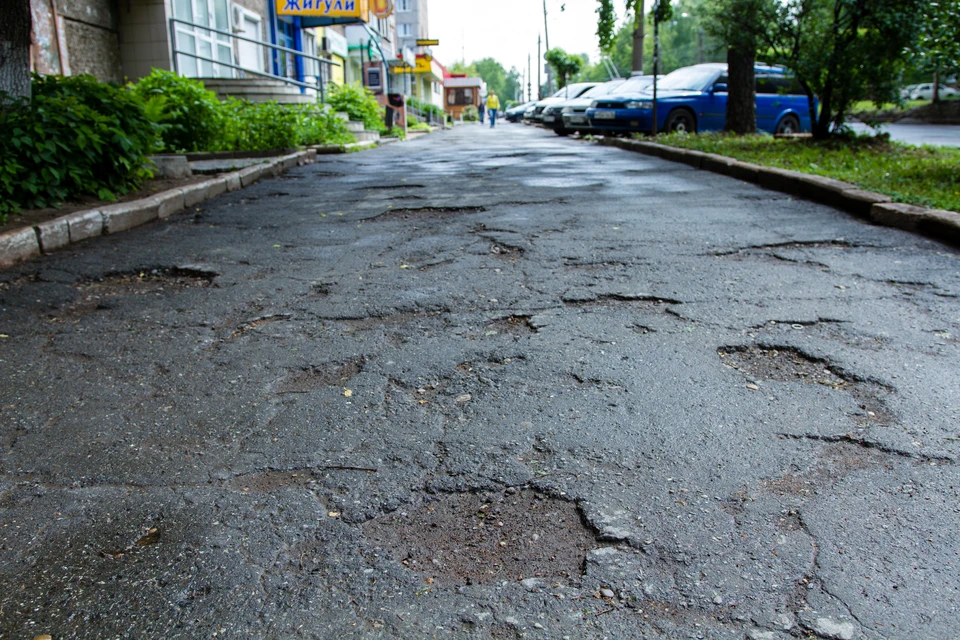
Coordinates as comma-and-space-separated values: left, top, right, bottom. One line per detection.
416, 39, 439, 46
371, 0, 393, 18
276, 0, 368, 18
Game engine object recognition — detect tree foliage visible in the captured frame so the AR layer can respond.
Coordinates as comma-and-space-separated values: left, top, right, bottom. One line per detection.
452, 58, 521, 102
762, 0, 925, 138
545, 48, 584, 89
908, 0, 960, 101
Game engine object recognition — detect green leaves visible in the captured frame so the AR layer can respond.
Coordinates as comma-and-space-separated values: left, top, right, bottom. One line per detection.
544, 48, 584, 88
327, 82, 387, 133
129, 70, 225, 152
0, 74, 158, 221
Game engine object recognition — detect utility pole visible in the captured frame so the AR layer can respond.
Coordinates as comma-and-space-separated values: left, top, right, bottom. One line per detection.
527, 53, 532, 101
543, 0, 553, 94
537, 36, 542, 99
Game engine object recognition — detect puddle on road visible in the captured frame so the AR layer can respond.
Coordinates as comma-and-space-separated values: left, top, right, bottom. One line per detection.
363, 489, 597, 586
522, 177, 604, 188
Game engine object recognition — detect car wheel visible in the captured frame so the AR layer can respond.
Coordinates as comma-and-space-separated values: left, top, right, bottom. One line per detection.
555, 128, 571, 136
775, 114, 801, 135
664, 109, 696, 134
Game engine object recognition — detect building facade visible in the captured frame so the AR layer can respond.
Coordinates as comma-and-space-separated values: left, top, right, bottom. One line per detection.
28, 0, 366, 101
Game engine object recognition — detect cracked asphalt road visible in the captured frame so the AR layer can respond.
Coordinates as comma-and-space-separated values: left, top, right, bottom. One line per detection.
2, 124, 959, 640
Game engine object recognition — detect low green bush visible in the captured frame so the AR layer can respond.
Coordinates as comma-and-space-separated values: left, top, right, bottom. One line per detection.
131, 69, 225, 152
385, 125, 406, 140
221, 99, 300, 151
409, 121, 433, 132
462, 105, 480, 122
0, 74, 158, 221
407, 96, 445, 122
295, 104, 355, 146
327, 83, 386, 132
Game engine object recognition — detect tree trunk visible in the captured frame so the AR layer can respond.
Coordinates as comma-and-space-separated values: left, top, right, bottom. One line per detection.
725, 48, 755, 134
631, 0, 645, 74
0, 0, 32, 101
933, 67, 940, 104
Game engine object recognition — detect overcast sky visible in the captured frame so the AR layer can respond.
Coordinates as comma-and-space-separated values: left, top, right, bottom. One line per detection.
428, 0, 606, 80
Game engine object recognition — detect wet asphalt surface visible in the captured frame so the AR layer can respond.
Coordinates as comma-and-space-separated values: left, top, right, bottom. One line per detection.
1, 123, 960, 640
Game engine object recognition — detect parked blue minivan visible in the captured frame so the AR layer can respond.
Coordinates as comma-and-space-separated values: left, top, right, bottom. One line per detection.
585, 63, 813, 135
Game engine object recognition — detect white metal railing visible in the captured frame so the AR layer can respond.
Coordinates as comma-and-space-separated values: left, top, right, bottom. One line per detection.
169, 17, 339, 101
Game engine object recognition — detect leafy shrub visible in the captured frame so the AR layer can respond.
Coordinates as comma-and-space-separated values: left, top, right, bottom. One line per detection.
407, 96, 446, 122
462, 105, 480, 122
409, 121, 433, 132
0, 74, 158, 221
221, 99, 300, 151
385, 125, 406, 140
131, 69, 224, 152
327, 83, 386, 132
295, 104, 355, 146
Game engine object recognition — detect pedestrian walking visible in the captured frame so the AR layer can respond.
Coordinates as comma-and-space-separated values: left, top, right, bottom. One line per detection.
478, 100, 486, 125
486, 92, 500, 128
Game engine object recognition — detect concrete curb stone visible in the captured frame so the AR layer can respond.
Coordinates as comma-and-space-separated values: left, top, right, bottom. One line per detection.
101, 199, 160, 234
600, 137, 960, 246
35, 217, 71, 253
1, 150, 315, 268
66, 210, 104, 243
0, 227, 41, 267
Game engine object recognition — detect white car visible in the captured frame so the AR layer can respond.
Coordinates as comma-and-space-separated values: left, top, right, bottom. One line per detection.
909, 83, 959, 101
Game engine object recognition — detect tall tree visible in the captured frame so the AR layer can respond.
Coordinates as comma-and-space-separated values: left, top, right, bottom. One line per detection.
630, 0, 645, 73
0, 0, 32, 101
597, 0, 644, 73
762, 0, 925, 138
704, 0, 773, 134
544, 48, 583, 88
909, 0, 960, 103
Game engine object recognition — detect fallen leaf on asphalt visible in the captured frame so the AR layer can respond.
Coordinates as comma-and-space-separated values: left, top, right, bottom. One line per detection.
272, 244, 281, 248
328, 511, 341, 518
746, 383, 760, 391
136, 527, 161, 546
456, 394, 472, 403
344, 388, 353, 397
400, 264, 411, 269
33, 635, 52, 640
0, 334, 8, 339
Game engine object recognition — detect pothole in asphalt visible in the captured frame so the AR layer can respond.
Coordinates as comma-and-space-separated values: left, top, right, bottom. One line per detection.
362, 489, 597, 587
59, 266, 216, 315
277, 357, 366, 393
484, 315, 536, 336
718, 345, 893, 424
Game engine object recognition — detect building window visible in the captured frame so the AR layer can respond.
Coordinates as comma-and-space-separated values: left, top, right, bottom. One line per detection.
397, 0, 411, 10
367, 67, 382, 89
448, 87, 473, 105
397, 23, 412, 38
173, 0, 234, 78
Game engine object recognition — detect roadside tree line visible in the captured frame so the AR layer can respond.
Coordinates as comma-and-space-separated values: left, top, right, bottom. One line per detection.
581, 0, 960, 139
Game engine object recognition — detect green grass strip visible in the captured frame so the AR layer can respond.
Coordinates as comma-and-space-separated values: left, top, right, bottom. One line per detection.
650, 132, 960, 213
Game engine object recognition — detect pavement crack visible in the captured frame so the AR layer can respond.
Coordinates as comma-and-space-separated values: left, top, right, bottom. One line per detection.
777, 432, 954, 463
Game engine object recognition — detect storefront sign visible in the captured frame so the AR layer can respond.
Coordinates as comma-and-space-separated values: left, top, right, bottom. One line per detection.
371, 0, 393, 18
416, 39, 439, 46
276, 0, 368, 18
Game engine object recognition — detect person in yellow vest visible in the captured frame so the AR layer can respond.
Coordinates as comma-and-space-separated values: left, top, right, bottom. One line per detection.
486, 92, 500, 128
